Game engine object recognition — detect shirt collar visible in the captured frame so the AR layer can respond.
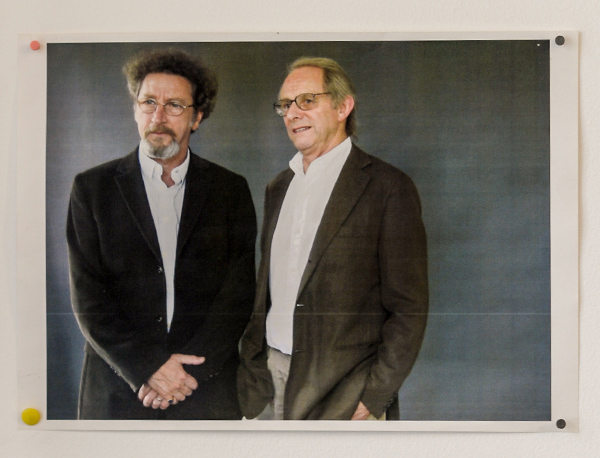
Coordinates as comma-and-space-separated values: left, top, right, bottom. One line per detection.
289, 137, 352, 176
139, 147, 191, 185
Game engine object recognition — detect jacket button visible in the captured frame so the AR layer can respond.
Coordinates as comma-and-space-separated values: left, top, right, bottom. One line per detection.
157, 316, 163, 322
157, 266, 163, 273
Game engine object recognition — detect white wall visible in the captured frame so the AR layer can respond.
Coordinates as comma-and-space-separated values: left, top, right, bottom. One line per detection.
1, 1, 595, 457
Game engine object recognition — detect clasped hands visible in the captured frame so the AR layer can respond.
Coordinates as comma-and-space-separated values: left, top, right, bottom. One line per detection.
138, 353, 205, 410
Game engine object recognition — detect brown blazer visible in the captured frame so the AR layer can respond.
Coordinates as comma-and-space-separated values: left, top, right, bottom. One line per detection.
238, 145, 428, 420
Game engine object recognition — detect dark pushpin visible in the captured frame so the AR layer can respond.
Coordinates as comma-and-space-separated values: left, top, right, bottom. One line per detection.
555, 36, 565, 46
556, 419, 566, 429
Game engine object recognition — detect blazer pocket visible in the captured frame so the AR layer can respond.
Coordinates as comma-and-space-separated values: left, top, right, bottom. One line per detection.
185, 225, 228, 254
335, 223, 373, 239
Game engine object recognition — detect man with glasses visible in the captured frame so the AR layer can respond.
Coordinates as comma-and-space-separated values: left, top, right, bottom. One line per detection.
238, 57, 428, 420
67, 49, 256, 419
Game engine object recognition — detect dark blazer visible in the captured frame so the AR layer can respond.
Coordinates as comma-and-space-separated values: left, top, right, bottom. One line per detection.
67, 150, 256, 420
238, 145, 428, 420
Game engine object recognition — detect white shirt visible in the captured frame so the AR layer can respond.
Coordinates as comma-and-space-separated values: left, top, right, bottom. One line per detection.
266, 137, 352, 354
139, 147, 190, 331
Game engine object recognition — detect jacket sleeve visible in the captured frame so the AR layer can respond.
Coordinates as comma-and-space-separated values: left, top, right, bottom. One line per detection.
66, 173, 171, 392
360, 174, 429, 418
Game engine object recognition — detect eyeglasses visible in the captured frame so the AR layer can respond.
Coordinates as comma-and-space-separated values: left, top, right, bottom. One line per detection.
137, 99, 194, 116
273, 92, 331, 117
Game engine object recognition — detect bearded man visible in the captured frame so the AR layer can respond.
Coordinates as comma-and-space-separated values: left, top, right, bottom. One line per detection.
67, 49, 256, 419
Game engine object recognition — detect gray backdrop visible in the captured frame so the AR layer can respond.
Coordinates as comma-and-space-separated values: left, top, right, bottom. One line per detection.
45, 40, 550, 421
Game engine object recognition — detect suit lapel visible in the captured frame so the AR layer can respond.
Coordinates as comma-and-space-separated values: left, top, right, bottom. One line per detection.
262, 169, 294, 268
255, 169, 294, 315
114, 150, 162, 263
177, 153, 211, 257
297, 146, 372, 298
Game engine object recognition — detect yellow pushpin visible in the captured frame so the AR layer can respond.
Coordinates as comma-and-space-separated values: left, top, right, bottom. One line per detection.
21, 408, 41, 425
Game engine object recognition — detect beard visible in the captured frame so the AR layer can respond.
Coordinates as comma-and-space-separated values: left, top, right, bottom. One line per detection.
141, 127, 181, 160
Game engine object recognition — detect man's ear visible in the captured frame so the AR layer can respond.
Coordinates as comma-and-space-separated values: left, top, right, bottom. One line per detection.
191, 111, 204, 132
337, 95, 355, 122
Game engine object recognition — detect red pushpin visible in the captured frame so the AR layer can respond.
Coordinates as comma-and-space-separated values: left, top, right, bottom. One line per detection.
30, 41, 41, 51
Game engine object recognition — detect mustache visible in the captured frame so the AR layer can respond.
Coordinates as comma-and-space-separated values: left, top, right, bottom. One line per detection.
144, 126, 176, 138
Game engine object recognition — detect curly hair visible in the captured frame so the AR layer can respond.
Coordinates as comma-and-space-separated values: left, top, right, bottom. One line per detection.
123, 48, 218, 121
288, 57, 357, 138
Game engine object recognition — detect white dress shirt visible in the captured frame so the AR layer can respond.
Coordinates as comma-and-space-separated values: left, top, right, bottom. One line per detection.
266, 137, 352, 354
139, 147, 190, 330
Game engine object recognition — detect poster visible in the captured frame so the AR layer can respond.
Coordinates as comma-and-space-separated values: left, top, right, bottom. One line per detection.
17, 32, 578, 431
